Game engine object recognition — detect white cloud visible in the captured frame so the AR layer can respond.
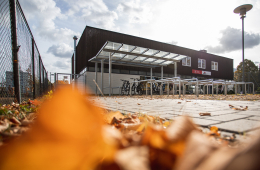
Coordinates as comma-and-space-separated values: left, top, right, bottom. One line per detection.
206, 27, 260, 53
64, 0, 118, 30
20, 0, 79, 43
52, 60, 70, 70
47, 43, 73, 58
116, 0, 153, 24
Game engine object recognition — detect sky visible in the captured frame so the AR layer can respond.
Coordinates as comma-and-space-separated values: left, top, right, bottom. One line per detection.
19, 0, 260, 74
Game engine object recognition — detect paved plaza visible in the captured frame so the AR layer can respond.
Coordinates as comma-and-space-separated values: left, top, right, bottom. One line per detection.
91, 96, 260, 134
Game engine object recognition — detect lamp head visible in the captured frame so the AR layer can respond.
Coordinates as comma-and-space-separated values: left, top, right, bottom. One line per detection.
234, 4, 253, 18
73, 36, 78, 40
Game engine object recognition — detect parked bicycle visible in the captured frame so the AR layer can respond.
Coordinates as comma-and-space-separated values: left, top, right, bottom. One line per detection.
120, 79, 130, 95
130, 78, 144, 95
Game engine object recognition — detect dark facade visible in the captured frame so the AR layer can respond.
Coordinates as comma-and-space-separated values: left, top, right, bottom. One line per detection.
75, 26, 233, 80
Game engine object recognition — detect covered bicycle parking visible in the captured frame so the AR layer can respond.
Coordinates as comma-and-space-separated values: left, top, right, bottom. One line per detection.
89, 41, 254, 97
88, 41, 187, 96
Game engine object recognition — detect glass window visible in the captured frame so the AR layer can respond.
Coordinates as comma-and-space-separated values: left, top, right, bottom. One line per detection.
198, 58, 206, 69
154, 51, 168, 57
104, 42, 121, 50
164, 53, 178, 59
182, 57, 191, 66
118, 44, 135, 52
143, 49, 159, 56
132, 47, 147, 54
211, 61, 218, 71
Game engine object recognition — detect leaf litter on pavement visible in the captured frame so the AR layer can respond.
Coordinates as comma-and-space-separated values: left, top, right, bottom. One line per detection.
0, 86, 259, 170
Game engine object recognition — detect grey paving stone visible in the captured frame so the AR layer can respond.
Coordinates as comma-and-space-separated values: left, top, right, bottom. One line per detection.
203, 114, 251, 121
211, 119, 260, 132
189, 118, 220, 126
247, 116, 260, 121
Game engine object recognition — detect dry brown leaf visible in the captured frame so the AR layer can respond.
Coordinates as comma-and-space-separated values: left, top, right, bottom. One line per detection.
0, 86, 115, 170
199, 113, 211, 116
163, 121, 171, 127
0, 119, 9, 132
104, 111, 125, 124
9, 117, 21, 125
115, 146, 150, 170
166, 116, 199, 142
175, 131, 219, 170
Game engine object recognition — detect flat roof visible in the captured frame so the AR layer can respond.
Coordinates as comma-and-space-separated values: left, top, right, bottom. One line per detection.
89, 41, 188, 68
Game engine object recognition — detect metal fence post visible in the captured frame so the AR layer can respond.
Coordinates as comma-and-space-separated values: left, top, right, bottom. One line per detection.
32, 38, 35, 99
10, 0, 21, 103
39, 59, 42, 95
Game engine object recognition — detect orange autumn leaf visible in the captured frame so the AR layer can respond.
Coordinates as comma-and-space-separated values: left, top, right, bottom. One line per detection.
210, 126, 219, 133
0, 85, 115, 170
163, 121, 171, 127
30, 99, 42, 106
104, 111, 125, 124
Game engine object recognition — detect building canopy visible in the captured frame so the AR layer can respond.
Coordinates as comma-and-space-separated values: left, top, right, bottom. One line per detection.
89, 41, 188, 68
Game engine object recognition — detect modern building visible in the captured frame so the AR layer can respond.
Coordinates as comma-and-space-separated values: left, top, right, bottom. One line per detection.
72, 26, 233, 94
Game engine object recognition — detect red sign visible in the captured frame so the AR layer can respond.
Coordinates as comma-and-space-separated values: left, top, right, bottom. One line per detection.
192, 69, 211, 76
192, 69, 202, 74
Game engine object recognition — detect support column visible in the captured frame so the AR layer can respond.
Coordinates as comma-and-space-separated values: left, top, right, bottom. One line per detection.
195, 84, 197, 96
179, 80, 181, 98
109, 53, 112, 97
216, 84, 218, 95
174, 62, 177, 95
167, 82, 169, 96
173, 83, 175, 96
161, 66, 163, 95
203, 85, 205, 94
85, 72, 87, 94
150, 82, 152, 98
174, 62, 177, 77
183, 84, 185, 96
196, 81, 199, 97
146, 83, 148, 96
225, 81, 227, 96
130, 83, 132, 97
235, 83, 237, 95
101, 59, 104, 95
212, 80, 214, 96
150, 68, 153, 79
207, 85, 209, 95
95, 62, 98, 95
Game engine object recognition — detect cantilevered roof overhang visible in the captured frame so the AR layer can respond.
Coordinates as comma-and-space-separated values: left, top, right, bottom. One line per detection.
88, 41, 188, 68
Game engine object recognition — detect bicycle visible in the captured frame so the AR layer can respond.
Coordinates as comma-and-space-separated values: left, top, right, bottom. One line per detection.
120, 79, 130, 95
130, 78, 144, 95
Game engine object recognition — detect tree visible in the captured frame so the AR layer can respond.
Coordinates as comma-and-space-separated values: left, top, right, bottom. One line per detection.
234, 59, 258, 82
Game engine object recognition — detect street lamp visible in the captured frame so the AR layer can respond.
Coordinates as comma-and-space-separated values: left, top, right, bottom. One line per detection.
73, 36, 78, 79
234, 4, 253, 94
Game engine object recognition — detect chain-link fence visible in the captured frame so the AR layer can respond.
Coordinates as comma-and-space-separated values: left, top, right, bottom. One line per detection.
0, 0, 49, 104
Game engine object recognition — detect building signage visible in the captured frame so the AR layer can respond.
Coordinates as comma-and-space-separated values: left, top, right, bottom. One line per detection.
192, 69, 211, 76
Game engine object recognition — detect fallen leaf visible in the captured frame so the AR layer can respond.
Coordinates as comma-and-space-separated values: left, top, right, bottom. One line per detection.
0, 119, 9, 132
104, 111, 125, 124
0, 86, 115, 170
199, 113, 211, 116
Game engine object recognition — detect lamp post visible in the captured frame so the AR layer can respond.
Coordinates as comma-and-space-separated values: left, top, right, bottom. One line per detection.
234, 4, 253, 94
73, 36, 78, 79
